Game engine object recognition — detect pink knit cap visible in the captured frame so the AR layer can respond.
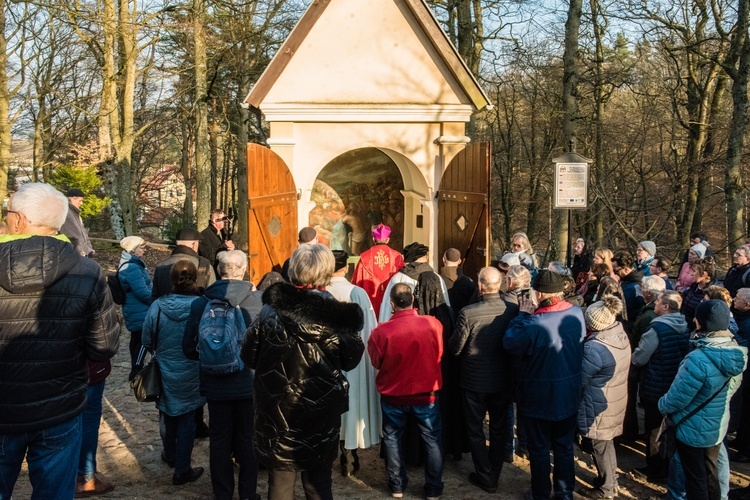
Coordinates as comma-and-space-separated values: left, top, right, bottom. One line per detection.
372, 224, 391, 240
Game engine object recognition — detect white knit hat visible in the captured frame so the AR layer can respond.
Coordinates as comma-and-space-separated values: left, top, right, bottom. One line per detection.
585, 295, 623, 331
501, 253, 521, 266
120, 236, 145, 253
691, 242, 707, 259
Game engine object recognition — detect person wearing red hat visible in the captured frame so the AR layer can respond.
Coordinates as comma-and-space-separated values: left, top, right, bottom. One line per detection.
352, 224, 404, 314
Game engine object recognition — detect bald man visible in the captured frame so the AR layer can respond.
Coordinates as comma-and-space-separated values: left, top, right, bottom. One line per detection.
448, 267, 518, 493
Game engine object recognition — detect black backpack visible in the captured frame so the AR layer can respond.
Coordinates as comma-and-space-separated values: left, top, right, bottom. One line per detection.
107, 260, 144, 305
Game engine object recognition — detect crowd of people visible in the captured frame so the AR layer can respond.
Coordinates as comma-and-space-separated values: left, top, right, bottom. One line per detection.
4, 182, 750, 500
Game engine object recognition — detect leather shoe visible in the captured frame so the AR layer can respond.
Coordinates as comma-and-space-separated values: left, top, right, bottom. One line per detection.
578, 487, 615, 499
172, 467, 204, 485
468, 472, 498, 494
75, 472, 115, 497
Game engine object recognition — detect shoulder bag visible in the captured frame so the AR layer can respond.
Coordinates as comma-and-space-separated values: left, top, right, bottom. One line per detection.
131, 308, 162, 402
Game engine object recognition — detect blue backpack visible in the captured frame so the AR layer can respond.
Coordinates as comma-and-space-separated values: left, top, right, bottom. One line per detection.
197, 298, 247, 375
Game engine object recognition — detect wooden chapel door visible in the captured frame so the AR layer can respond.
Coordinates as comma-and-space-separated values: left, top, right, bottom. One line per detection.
246, 143, 298, 282
437, 141, 491, 281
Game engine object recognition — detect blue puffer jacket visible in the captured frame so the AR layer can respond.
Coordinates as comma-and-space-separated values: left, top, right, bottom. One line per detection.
118, 251, 153, 332
142, 293, 205, 416
659, 332, 747, 447
504, 300, 586, 420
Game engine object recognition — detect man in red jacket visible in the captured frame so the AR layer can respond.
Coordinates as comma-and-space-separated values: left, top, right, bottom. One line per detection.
368, 283, 443, 500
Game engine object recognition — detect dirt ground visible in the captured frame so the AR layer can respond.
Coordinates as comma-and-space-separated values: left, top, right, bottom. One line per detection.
8, 244, 750, 499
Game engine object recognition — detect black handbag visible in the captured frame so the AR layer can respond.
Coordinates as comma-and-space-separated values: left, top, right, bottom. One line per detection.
656, 377, 730, 459
131, 308, 162, 402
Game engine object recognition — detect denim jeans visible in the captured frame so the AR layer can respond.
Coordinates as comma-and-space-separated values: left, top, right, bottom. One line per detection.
381, 399, 444, 497
525, 414, 577, 500
268, 466, 333, 500
0, 414, 82, 500
503, 404, 515, 456
79, 381, 106, 479
159, 411, 196, 476
207, 399, 257, 500
667, 443, 729, 500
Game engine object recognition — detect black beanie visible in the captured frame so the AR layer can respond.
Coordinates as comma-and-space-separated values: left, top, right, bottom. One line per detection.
332, 250, 349, 272
403, 242, 429, 263
532, 270, 565, 293
695, 300, 731, 332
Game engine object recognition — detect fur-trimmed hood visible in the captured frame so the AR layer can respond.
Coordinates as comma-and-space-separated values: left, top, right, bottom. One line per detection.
262, 282, 364, 342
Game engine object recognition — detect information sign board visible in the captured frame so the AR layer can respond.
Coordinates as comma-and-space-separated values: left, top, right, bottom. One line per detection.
554, 162, 589, 209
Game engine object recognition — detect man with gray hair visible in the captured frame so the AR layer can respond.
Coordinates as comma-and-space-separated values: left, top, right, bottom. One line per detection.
448, 267, 518, 493
0, 183, 120, 499
184, 250, 262, 500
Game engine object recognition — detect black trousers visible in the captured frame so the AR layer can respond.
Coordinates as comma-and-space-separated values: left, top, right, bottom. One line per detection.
677, 440, 721, 500
207, 399, 257, 500
462, 389, 511, 485
643, 400, 668, 479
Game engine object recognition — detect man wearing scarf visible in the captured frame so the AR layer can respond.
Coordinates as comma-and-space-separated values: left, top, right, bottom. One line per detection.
352, 224, 404, 314
503, 270, 586, 500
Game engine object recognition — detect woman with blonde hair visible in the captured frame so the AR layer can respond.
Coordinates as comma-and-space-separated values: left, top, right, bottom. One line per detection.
511, 232, 538, 277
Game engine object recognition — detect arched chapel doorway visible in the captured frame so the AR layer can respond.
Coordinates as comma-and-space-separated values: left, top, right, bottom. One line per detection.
309, 148, 407, 255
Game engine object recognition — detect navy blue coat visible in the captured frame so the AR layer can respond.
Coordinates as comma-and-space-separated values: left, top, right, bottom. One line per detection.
503, 300, 586, 420
183, 279, 263, 401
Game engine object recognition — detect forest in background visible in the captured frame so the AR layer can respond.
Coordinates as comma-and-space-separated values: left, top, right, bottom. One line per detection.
1, 0, 749, 270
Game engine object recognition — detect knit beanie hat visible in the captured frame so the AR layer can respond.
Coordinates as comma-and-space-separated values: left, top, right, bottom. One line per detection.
695, 299, 731, 332
532, 270, 564, 293
501, 253, 521, 266
691, 242, 707, 259
120, 236, 145, 253
639, 240, 656, 257
585, 295, 623, 331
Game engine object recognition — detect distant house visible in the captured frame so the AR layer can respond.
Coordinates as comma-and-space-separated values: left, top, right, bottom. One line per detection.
138, 165, 187, 240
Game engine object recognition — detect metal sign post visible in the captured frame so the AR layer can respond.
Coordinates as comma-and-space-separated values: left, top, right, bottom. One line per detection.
552, 152, 592, 268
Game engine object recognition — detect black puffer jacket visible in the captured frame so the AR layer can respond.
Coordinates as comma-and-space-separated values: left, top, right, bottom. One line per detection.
0, 235, 120, 433
241, 282, 364, 471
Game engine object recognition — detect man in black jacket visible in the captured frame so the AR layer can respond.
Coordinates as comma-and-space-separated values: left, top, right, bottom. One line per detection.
184, 250, 261, 500
199, 209, 235, 269
0, 183, 120, 499
448, 266, 517, 494
153, 226, 216, 298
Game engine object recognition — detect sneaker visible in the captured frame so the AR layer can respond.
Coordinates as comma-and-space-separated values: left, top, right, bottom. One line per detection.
172, 467, 204, 485
468, 472, 498, 494
75, 472, 115, 498
390, 493, 403, 499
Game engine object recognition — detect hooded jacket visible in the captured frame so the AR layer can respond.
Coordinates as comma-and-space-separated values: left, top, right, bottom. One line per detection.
659, 332, 747, 447
0, 235, 120, 433
241, 283, 364, 471
142, 293, 205, 416
183, 279, 262, 401
578, 322, 631, 440
118, 250, 153, 332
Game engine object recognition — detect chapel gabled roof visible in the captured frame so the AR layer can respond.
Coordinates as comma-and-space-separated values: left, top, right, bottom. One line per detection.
245, 0, 490, 112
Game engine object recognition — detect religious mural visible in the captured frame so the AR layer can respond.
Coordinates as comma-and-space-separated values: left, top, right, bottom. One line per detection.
309, 148, 405, 255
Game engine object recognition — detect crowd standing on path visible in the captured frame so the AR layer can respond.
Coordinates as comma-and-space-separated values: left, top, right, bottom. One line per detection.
7, 183, 750, 500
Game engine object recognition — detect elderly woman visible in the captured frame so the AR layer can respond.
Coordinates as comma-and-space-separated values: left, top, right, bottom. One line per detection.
578, 296, 631, 499
676, 243, 707, 293
118, 235, 153, 381
142, 260, 205, 486
241, 244, 364, 500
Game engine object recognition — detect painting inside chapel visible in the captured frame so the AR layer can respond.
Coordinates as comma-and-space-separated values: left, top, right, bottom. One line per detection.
309, 148, 405, 256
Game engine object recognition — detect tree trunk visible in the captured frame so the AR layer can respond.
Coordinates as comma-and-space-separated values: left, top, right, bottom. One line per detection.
194, 0, 210, 227
726, 0, 750, 250
0, 0, 9, 213
555, 0, 583, 263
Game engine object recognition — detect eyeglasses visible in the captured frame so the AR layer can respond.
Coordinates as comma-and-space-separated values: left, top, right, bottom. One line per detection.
213, 216, 229, 223
2, 209, 18, 217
